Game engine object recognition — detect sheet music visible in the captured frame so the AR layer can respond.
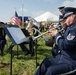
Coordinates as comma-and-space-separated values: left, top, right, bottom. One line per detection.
7, 27, 28, 44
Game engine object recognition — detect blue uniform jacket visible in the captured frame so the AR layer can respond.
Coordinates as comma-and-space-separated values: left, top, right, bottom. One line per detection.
54, 22, 76, 67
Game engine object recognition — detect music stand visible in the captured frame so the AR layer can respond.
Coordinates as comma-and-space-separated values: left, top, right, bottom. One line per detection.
3, 25, 28, 75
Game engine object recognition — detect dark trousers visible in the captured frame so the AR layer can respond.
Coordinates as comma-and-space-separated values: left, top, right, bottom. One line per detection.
34, 55, 75, 75
19, 38, 34, 55
29, 38, 34, 54
19, 43, 28, 52
0, 39, 6, 56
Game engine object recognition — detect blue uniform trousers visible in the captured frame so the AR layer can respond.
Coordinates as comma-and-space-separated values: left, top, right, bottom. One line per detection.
34, 54, 75, 75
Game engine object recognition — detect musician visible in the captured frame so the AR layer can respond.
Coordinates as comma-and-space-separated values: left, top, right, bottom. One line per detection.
45, 15, 64, 56
0, 22, 6, 56
26, 19, 39, 56
34, 7, 76, 75
20, 18, 38, 56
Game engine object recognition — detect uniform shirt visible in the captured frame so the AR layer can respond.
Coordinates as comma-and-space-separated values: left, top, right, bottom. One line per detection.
54, 22, 76, 66
0, 28, 6, 48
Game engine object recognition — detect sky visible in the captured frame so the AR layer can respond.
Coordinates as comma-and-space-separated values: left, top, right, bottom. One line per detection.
0, 0, 76, 22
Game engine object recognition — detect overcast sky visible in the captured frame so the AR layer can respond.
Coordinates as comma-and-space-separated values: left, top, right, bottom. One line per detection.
0, 0, 76, 22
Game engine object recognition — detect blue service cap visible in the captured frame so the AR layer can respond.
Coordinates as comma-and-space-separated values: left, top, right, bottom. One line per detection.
64, 7, 76, 14
63, 7, 76, 19
59, 15, 64, 22
58, 6, 65, 10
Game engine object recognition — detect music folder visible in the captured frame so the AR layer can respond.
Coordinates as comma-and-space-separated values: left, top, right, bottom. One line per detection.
3, 25, 28, 45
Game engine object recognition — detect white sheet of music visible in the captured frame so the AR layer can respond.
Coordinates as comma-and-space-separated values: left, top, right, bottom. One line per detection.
7, 27, 28, 44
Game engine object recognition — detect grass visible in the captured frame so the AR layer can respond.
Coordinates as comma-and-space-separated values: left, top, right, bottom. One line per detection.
0, 38, 52, 75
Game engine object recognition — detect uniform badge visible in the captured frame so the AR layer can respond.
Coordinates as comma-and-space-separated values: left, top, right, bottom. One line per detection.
67, 33, 75, 40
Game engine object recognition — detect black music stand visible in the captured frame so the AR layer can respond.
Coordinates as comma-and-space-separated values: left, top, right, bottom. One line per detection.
3, 25, 28, 75
35, 39, 40, 68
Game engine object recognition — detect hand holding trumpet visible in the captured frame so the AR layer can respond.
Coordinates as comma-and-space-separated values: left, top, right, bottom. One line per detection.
48, 29, 58, 37
48, 24, 59, 37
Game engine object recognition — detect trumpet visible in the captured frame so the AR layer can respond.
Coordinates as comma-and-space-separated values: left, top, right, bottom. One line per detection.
31, 27, 50, 41
32, 24, 64, 41
32, 30, 49, 41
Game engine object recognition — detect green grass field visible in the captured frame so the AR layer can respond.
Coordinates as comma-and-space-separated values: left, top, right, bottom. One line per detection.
0, 38, 52, 75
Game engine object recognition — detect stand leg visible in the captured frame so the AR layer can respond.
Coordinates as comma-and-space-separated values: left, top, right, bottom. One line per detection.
10, 46, 12, 75
17, 45, 18, 59
10, 44, 14, 75
35, 40, 39, 68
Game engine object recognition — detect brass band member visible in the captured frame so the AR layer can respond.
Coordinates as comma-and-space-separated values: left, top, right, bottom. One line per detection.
20, 17, 39, 56
0, 22, 6, 56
